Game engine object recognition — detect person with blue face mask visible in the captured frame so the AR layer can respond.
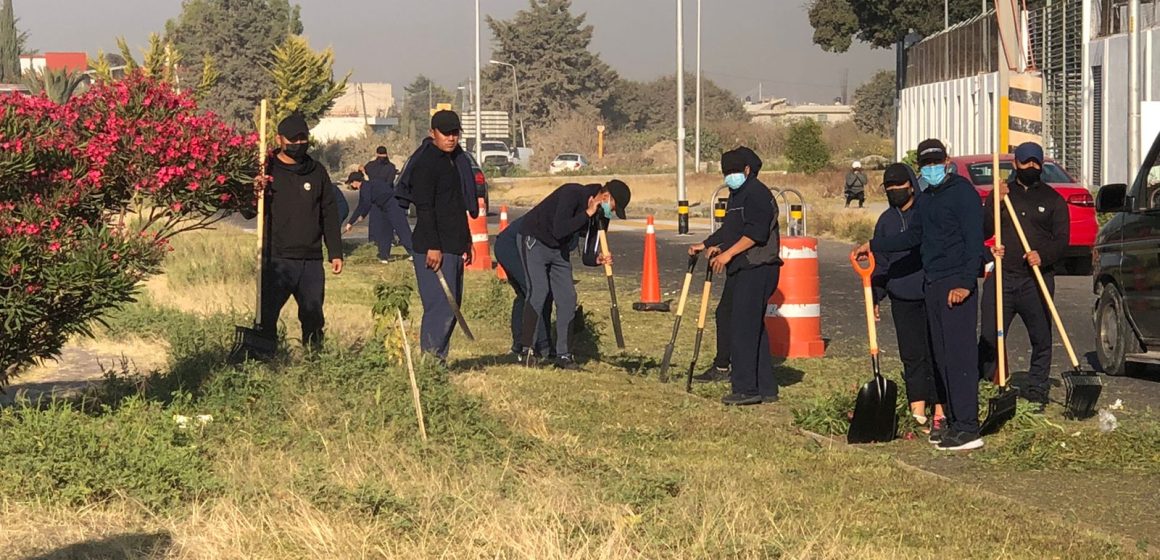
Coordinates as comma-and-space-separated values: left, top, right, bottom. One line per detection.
852, 138, 986, 452
516, 180, 632, 370
689, 148, 782, 406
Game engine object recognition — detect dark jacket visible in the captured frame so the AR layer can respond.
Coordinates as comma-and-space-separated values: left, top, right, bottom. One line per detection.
871, 173, 984, 290
408, 143, 473, 255
347, 178, 394, 227
266, 151, 342, 260
703, 174, 781, 275
984, 177, 1069, 278
520, 183, 603, 249
364, 157, 397, 183
871, 204, 925, 303
845, 171, 868, 195
395, 138, 478, 217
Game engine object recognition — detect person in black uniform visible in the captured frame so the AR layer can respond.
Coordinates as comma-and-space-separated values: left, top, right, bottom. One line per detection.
403, 110, 478, 361
494, 214, 553, 358
518, 180, 631, 370
978, 142, 1069, 413
343, 166, 413, 262
854, 138, 985, 451
690, 148, 781, 405
363, 146, 394, 181
259, 113, 344, 350
872, 163, 945, 433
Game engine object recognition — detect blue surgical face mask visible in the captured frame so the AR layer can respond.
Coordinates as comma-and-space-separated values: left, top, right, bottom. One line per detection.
600, 201, 612, 219
920, 164, 947, 187
724, 172, 747, 190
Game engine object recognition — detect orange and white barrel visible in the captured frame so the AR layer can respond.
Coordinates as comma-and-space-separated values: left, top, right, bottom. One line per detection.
765, 236, 825, 358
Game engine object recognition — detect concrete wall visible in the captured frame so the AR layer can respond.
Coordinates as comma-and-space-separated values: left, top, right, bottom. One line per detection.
896, 73, 1001, 161
1086, 27, 1160, 187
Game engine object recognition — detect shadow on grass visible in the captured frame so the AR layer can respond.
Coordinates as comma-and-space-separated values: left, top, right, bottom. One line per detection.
450, 353, 521, 371
22, 531, 172, 560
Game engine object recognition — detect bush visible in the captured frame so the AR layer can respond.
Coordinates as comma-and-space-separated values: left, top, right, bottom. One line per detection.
785, 119, 831, 174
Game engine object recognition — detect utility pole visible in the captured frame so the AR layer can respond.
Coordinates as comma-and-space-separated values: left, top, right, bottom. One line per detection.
694, 0, 702, 173
1129, 0, 1141, 175
676, 0, 688, 234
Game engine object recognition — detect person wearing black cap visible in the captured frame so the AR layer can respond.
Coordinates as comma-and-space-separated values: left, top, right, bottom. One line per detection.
978, 141, 1068, 412
259, 113, 343, 351
397, 110, 479, 360
690, 148, 781, 405
343, 167, 413, 262
872, 163, 945, 433
517, 180, 632, 370
853, 138, 985, 451
363, 146, 395, 182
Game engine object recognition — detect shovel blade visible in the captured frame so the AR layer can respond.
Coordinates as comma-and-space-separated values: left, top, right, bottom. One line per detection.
228, 326, 276, 364
979, 388, 1018, 436
847, 376, 898, 444
1063, 370, 1103, 420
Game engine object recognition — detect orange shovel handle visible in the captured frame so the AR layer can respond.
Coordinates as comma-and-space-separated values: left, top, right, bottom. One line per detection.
850, 251, 876, 286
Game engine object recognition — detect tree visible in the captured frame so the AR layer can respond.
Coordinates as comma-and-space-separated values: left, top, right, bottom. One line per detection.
165, 0, 303, 126
0, 0, 20, 82
785, 119, 831, 173
807, 0, 983, 52
266, 35, 349, 137
400, 75, 452, 141
852, 70, 896, 137
90, 34, 218, 102
482, 0, 618, 127
603, 74, 745, 131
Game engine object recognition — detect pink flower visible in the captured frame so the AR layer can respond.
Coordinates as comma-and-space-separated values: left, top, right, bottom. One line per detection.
48, 241, 61, 252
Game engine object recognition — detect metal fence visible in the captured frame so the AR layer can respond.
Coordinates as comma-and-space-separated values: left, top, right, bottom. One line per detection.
1093, 0, 1159, 38
1030, 0, 1084, 172
905, 11, 999, 88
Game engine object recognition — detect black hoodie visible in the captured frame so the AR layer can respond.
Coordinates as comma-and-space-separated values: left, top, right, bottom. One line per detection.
703, 149, 781, 274
266, 151, 342, 261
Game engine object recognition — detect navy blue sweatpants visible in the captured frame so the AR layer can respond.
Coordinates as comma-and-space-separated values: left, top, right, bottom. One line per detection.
925, 276, 980, 435
729, 264, 780, 398
413, 255, 464, 360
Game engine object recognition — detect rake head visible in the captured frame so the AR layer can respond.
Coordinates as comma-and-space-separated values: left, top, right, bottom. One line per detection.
1062, 369, 1102, 419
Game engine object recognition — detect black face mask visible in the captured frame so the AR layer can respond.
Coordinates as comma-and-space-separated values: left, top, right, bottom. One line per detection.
283, 142, 309, 161
886, 188, 913, 208
1016, 167, 1042, 185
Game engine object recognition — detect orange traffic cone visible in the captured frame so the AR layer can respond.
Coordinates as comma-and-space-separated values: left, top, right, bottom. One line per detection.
496, 205, 510, 281
467, 197, 492, 272
633, 215, 670, 312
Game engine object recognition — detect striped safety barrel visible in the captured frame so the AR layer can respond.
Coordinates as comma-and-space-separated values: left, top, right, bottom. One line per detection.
765, 236, 825, 358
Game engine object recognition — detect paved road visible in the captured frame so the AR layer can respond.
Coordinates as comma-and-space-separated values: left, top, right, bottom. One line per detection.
223, 193, 1160, 409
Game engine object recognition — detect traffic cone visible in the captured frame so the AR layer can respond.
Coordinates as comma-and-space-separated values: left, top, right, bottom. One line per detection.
633, 215, 670, 312
467, 197, 492, 272
496, 205, 509, 281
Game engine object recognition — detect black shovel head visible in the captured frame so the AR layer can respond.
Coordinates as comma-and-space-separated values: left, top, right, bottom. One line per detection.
847, 375, 898, 444
1063, 369, 1103, 419
979, 387, 1018, 436
228, 326, 276, 365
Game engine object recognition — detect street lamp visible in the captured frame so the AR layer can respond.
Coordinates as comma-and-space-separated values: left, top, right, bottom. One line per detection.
490, 59, 526, 148
694, 0, 702, 173
474, 0, 482, 162
676, 0, 688, 235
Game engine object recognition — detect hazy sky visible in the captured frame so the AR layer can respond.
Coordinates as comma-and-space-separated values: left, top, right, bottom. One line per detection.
20, 0, 893, 103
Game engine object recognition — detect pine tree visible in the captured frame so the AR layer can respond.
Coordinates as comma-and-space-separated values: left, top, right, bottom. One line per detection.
266, 35, 349, 138
482, 0, 617, 127
0, 0, 20, 82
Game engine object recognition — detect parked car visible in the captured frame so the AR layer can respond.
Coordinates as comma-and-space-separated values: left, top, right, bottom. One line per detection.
467, 152, 491, 215
549, 153, 588, 175
1090, 130, 1160, 376
949, 155, 1097, 275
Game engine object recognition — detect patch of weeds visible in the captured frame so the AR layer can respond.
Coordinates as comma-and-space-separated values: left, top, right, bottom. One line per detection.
617, 426, 679, 451
0, 396, 221, 511
791, 392, 857, 435
464, 278, 511, 321
346, 242, 383, 265
294, 463, 419, 531
608, 471, 683, 510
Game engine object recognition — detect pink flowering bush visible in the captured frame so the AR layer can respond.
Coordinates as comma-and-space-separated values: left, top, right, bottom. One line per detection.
1, 73, 258, 384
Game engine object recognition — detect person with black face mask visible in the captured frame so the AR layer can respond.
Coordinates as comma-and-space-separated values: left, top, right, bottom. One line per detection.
259, 113, 343, 352
977, 142, 1069, 413
871, 163, 946, 435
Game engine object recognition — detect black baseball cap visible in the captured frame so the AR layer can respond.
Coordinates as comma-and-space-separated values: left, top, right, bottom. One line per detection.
721, 149, 747, 175
882, 163, 915, 187
1014, 142, 1044, 164
916, 139, 948, 166
277, 113, 310, 139
346, 171, 365, 184
431, 110, 462, 134
375, 146, 388, 155
605, 179, 631, 219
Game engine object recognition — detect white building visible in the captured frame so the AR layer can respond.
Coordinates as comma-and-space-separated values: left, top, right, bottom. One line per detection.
311, 82, 398, 143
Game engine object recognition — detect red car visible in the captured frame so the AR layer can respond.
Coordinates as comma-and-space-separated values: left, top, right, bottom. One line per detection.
949, 155, 1097, 275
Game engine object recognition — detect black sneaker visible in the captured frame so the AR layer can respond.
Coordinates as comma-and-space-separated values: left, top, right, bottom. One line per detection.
936, 429, 984, 451
928, 416, 948, 444
691, 366, 730, 383
721, 393, 762, 406
554, 354, 581, 371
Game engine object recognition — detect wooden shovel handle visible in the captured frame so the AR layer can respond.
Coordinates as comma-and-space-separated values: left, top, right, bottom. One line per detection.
1000, 195, 1081, 368
850, 252, 878, 355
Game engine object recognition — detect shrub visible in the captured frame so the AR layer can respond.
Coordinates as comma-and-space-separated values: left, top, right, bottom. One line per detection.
785, 119, 831, 174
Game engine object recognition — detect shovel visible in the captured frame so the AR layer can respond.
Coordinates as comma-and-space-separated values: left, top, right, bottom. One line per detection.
847, 252, 898, 444
980, 152, 1017, 436
659, 255, 698, 382
597, 229, 627, 349
229, 99, 276, 364
1002, 196, 1102, 419
685, 260, 715, 393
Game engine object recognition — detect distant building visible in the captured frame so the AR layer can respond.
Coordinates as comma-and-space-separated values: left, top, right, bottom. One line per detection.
19, 52, 88, 75
311, 82, 399, 143
745, 98, 853, 125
